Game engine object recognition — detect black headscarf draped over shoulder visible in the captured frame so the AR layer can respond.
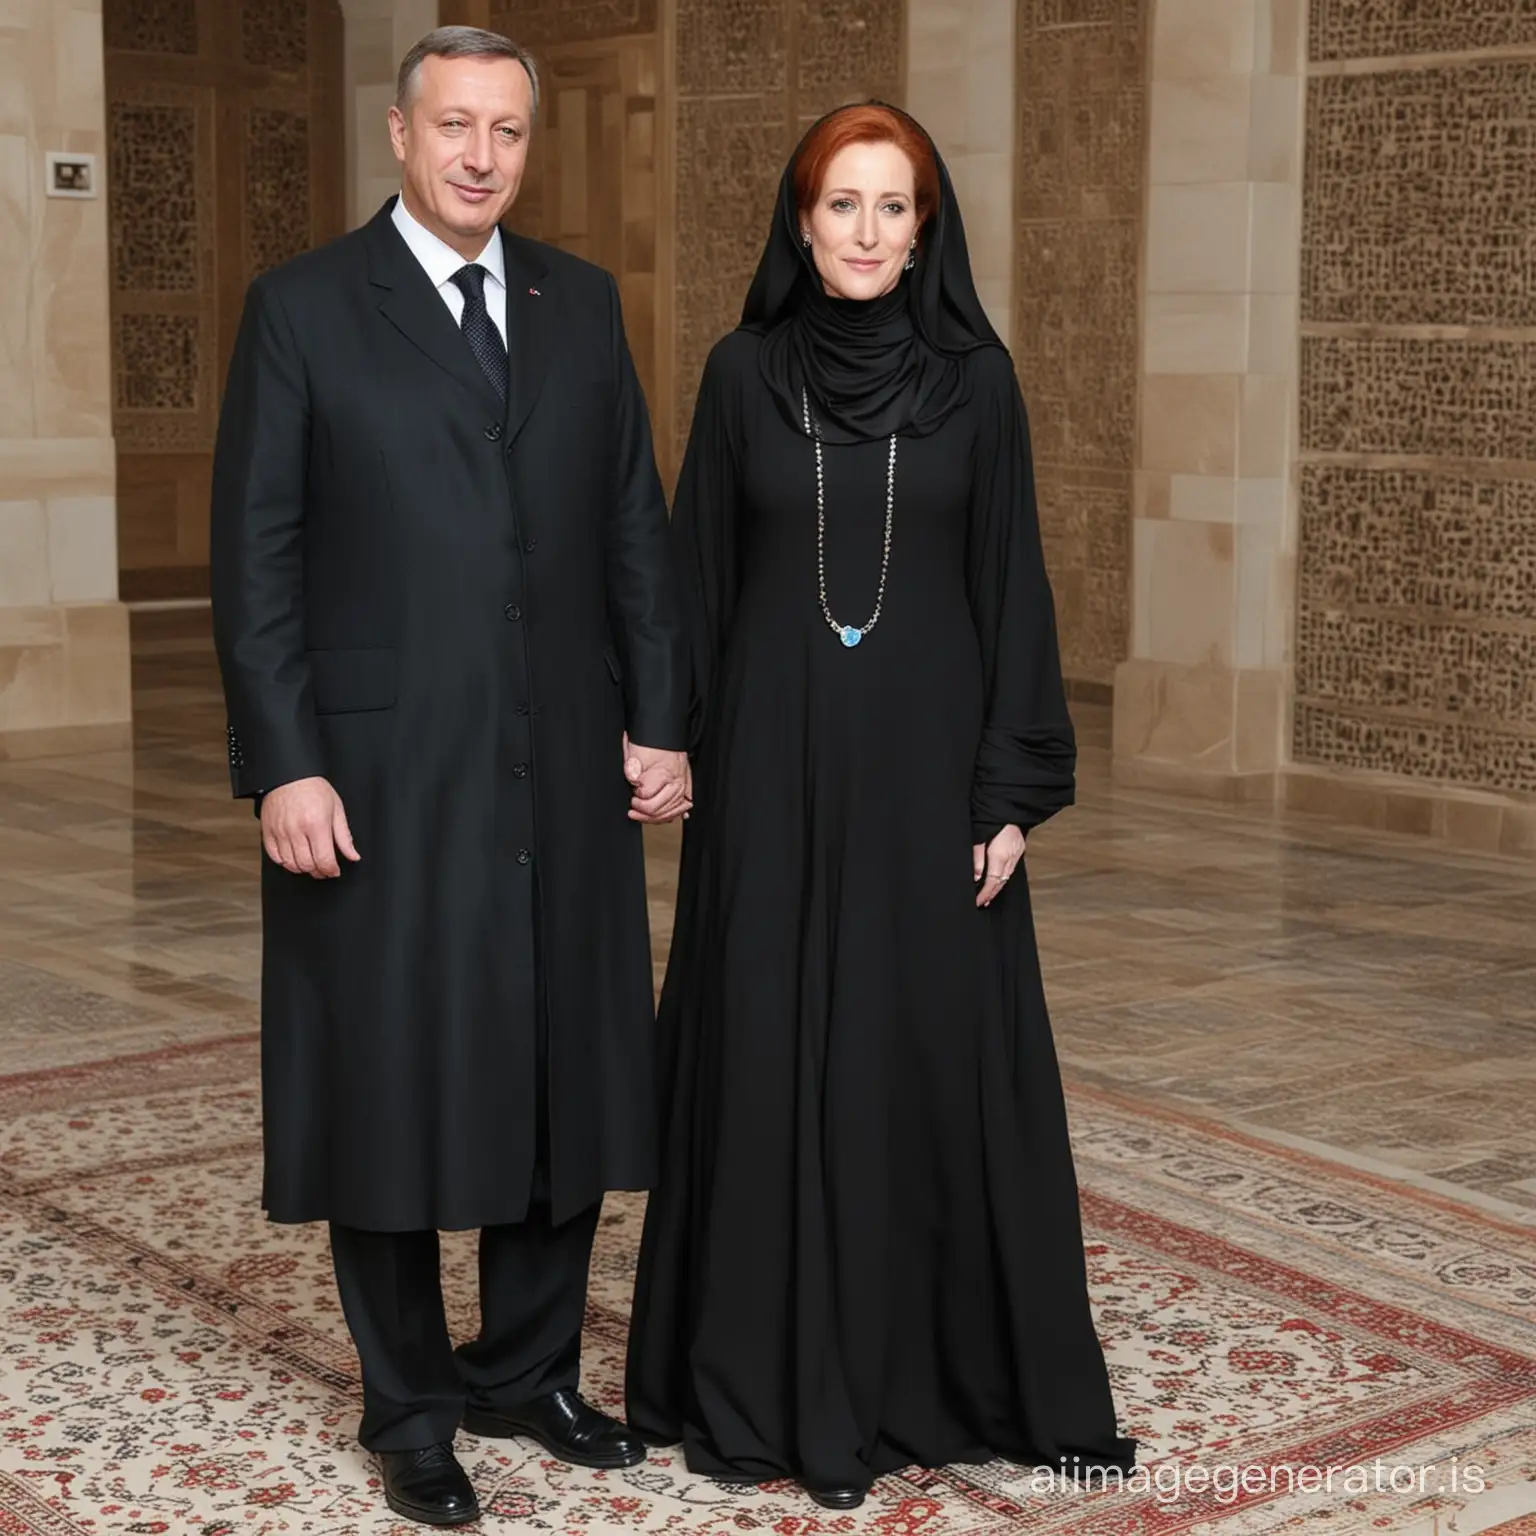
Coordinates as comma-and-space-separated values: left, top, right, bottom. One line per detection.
740, 101, 1008, 444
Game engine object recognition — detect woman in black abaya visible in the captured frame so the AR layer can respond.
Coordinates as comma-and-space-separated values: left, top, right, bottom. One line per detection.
625, 103, 1135, 1509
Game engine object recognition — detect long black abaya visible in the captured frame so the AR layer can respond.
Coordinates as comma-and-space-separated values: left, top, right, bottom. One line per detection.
625, 109, 1134, 1494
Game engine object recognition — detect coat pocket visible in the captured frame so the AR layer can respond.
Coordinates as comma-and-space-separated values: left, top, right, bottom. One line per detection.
603, 646, 623, 686
307, 647, 397, 714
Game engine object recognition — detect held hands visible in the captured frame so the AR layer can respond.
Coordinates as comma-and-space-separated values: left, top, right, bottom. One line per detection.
973, 824, 1025, 909
623, 734, 692, 824
261, 776, 360, 878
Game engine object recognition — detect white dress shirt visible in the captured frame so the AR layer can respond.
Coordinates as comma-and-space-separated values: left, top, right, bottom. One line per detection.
391, 194, 509, 350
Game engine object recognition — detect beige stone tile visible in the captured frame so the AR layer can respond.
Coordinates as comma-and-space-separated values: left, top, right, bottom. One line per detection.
1283, 771, 1387, 832
0, 436, 114, 499
1233, 665, 1283, 772
1111, 655, 1238, 769
1237, 372, 1291, 477
0, 499, 50, 605
62, 601, 131, 725
1137, 517, 1235, 668
1438, 800, 1506, 856
1260, 0, 1307, 77
0, 134, 32, 438
1140, 373, 1239, 476
964, 10, 1014, 157
1170, 473, 1236, 523
1235, 475, 1285, 528
950, 152, 1012, 283
1383, 791, 1437, 839
0, 636, 67, 732
1247, 293, 1298, 376
908, 64, 967, 154
52, 4, 104, 133
1135, 470, 1172, 521
1144, 293, 1249, 375
1233, 519, 1281, 669
1146, 182, 1251, 295
47, 495, 117, 603
1151, 0, 1257, 80
346, 14, 395, 88
1249, 181, 1300, 295
0, 16, 33, 139
0, 604, 63, 647
0, 717, 129, 760
1501, 807, 1536, 858
1248, 71, 1302, 184
1149, 75, 1252, 186
906, 0, 966, 73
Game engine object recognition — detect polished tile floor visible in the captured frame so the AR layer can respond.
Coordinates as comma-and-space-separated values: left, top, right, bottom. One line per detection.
1, 609, 1532, 1216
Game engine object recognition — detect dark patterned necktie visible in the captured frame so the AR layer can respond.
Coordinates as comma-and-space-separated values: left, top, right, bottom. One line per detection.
451, 263, 508, 402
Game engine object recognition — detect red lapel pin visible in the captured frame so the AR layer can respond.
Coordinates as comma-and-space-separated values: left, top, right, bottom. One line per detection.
529, 287, 541, 297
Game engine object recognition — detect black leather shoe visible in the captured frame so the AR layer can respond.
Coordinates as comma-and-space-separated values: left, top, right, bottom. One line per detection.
375, 1444, 480, 1526
806, 1485, 866, 1510
462, 1388, 646, 1470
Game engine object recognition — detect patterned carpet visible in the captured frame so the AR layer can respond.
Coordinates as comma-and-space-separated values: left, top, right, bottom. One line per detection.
3, 1039, 1536, 1536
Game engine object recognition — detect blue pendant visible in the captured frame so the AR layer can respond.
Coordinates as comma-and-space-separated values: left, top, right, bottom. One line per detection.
840, 625, 862, 648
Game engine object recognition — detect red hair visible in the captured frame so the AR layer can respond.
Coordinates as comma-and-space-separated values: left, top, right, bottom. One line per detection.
792, 105, 940, 230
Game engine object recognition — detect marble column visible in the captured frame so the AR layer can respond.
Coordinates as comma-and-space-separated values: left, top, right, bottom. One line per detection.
906, 0, 1015, 344
0, 0, 132, 760
338, 0, 439, 230
1113, 0, 1305, 800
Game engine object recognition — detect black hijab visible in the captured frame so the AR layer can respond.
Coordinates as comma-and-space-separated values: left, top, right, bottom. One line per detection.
740, 102, 1007, 444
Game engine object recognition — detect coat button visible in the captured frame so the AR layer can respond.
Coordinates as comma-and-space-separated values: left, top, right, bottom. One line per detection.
503, 603, 521, 621
485, 423, 503, 441
524, 538, 537, 553
515, 703, 529, 716
516, 848, 532, 865
513, 762, 528, 778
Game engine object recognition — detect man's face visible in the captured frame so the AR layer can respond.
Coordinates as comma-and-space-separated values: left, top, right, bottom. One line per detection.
389, 53, 533, 258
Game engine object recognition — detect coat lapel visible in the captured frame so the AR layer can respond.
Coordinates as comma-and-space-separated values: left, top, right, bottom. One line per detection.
365, 201, 506, 420
501, 230, 553, 448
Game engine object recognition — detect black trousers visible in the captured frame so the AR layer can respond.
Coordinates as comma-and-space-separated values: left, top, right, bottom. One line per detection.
329, 1202, 601, 1450
329, 877, 601, 1452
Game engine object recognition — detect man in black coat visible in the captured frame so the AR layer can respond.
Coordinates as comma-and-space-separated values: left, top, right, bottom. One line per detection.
209, 26, 689, 1526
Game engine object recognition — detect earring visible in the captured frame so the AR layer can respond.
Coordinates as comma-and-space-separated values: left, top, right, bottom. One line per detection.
802, 231, 812, 248
904, 240, 917, 272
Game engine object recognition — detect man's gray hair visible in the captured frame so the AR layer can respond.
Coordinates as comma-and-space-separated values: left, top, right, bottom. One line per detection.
396, 26, 541, 121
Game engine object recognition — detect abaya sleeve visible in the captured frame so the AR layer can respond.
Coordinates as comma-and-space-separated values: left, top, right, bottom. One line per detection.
671, 335, 747, 752
966, 348, 1077, 844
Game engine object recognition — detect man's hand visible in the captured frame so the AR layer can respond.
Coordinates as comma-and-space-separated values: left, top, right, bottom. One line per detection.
260, 776, 361, 878
623, 735, 692, 824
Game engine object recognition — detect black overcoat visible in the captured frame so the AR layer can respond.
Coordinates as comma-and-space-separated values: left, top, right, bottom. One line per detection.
209, 198, 687, 1231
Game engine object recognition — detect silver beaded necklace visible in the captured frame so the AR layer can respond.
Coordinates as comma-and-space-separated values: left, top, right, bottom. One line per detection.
802, 387, 896, 649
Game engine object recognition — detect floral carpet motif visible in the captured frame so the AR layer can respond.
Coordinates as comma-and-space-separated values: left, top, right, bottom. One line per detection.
2, 1038, 1535, 1535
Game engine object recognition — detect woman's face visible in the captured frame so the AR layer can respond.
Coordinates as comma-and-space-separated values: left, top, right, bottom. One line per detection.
802, 141, 919, 302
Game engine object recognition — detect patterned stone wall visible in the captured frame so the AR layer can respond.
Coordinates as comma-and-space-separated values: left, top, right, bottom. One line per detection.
1297, 6, 1536, 794
105, 0, 344, 597
1014, 0, 1144, 689
672, 0, 904, 471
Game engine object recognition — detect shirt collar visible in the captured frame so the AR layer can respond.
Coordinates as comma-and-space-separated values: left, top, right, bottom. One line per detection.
391, 193, 506, 292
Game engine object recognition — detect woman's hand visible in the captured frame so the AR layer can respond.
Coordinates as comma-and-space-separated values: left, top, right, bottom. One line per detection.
973, 824, 1025, 908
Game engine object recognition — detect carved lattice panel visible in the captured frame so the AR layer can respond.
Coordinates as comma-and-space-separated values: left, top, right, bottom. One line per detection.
1303, 64, 1536, 328
1296, 3, 1536, 792
103, 0, 197, 57
104, 0, 343, 596
493, 0, 655, 48
673, 0, 902, 474
1015, 0, 1144, 685
1309, 0, 1536, 63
